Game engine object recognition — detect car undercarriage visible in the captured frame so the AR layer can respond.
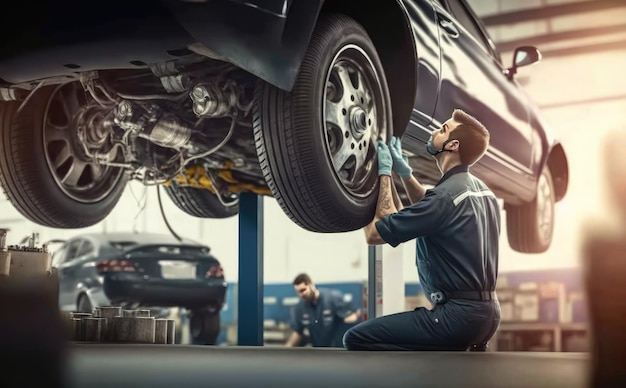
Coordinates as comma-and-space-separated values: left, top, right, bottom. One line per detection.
43, 59, 268, 199
1, 52, 281, 228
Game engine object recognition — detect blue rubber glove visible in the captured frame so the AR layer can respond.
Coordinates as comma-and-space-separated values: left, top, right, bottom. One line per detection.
377, 140, 393, 176
390, 136, 412, 178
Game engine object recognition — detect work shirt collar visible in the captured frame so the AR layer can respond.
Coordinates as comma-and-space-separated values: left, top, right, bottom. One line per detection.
435, 164, 469, 187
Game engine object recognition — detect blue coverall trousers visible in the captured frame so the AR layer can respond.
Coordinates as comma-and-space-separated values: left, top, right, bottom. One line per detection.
342, 299, 500, 351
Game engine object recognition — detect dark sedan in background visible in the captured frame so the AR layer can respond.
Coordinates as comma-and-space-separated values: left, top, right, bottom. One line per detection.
0, 0, 568, 254
51, 232, 227, 344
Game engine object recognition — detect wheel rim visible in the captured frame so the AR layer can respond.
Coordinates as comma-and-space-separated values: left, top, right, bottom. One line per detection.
536, 172, 554, 243
43, 83, 124, 203
323, 44, 388, 198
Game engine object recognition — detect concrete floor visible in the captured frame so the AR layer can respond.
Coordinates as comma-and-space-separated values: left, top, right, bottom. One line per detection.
64, 344, 589, 388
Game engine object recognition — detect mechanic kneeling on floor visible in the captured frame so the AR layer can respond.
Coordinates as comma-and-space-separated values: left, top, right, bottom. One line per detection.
343, 109, 501, 351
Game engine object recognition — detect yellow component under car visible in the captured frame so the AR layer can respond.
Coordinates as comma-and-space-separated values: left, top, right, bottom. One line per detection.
165, 165, 272, 196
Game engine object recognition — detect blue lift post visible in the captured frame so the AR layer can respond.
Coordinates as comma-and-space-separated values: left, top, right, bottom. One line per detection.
237, 192, 264, 346
367, 245, 383, 320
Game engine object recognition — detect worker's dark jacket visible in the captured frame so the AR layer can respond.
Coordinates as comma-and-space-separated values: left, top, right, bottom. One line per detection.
376, 165, 501, 301
290, 288, 357, 347
339, 165, 502, 351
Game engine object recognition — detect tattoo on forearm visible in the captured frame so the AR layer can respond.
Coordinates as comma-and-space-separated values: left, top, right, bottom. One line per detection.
377, 177, 393, 213
380, 195, 392, 210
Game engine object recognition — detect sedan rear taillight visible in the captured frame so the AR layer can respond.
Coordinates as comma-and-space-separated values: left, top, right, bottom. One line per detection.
206, 265, 224, 279
96, 259, 137, 273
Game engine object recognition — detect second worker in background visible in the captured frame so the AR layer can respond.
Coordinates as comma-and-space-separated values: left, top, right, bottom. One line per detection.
286, 273, 361, 347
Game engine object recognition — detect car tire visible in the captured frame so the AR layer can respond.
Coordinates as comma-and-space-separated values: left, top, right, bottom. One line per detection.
506, 167, 555, 253
0, 83, 127, 228
77, 294, 94, 314
164, 181, 238, 219
253, 13, 392, 233
189, 309, 220, 345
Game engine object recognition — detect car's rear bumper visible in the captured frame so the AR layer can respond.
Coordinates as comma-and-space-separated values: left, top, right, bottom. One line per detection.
103, 273, 227, 310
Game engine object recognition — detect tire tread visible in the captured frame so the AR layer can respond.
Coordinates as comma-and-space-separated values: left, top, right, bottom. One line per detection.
164, 183, 238, 219
253, 14, 389, 232
506, 168, 554, 253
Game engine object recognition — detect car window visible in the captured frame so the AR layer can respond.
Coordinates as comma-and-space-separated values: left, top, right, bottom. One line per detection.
76, 240, 94, 257
64, 239, 83, 261
444, 0, 490, 53
461, 0, 503, 64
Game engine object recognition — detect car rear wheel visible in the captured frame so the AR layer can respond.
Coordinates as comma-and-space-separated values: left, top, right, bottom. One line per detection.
506, 167, 555, 253
0, 83, 127, 228
164, 181, 238, 218
253, 13, 392, 232
189, 309, 221, 345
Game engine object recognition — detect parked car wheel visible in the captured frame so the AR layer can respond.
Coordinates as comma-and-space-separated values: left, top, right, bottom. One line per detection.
254, 13, 392, 233
0, 83, 127, 228
164, 181, 239, 219
506, 167, 556, 253
189, 309, 220, 345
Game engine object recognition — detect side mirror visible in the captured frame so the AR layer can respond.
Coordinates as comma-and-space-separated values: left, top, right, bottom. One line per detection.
506, 46, 542, 80
514, 46, 542, 67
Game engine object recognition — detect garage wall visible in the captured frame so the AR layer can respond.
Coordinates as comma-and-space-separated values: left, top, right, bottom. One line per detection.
1, 0, 625, 284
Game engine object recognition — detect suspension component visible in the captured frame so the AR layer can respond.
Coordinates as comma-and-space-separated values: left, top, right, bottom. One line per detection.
189, 83, 237, 118
76, 106, 114, 150
167, 165, 271, 196
114, 100, 157, 133
150, 61, 188, 93
113, 100, 193, 150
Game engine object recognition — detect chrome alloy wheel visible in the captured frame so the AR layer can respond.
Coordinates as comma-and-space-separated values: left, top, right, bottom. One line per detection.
43, 83, 124, 203
323, 44, 389, 198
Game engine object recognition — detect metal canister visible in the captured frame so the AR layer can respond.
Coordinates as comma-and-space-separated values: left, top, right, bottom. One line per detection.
0, 228, 8, 251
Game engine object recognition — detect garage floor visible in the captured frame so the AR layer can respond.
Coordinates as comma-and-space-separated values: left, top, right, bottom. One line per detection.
66, 344, 588, 388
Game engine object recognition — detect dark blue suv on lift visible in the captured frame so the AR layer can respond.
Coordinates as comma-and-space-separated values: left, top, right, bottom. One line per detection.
51, 232, 227, 344
0, 0, 568, 254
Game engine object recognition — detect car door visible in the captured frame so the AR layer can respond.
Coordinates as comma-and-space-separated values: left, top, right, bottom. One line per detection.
433, 0, 535, 186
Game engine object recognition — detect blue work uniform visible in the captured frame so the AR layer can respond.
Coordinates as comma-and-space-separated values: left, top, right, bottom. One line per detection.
291, 288, 357, 347
343, 165, 501, 351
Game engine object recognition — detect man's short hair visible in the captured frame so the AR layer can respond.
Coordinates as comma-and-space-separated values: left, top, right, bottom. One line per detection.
293, 273, 312, 285
450, 109, 490, 166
